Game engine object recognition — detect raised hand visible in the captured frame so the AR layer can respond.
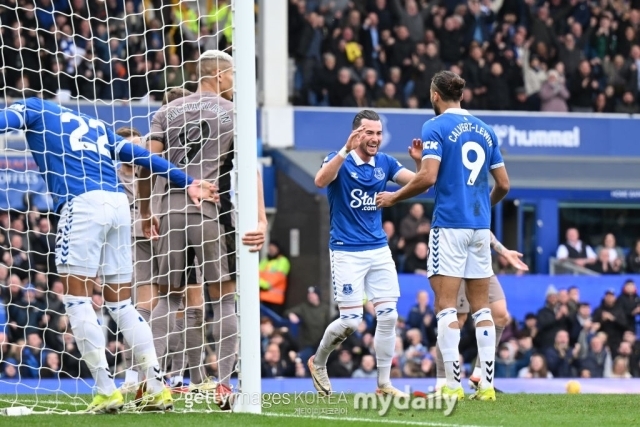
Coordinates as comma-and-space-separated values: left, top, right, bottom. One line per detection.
408, 138, 423, 162
345, 125, 365, 152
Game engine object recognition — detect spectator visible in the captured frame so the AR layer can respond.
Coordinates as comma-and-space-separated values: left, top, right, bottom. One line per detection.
328, 67, 353, 106
544, 330, 580, 378
343, 82, 372, 107
375, 82, 402, 108
588, 248, 623, 274
615, 280, 640, 333
606, 356, 632, 379
285, 286, 331, 366
259, 241, 291, 316
567, 286, 581, 314
406, 291, 433, 330
592, 289, 627, 357
626, 238, 640, 273
556, 228, 597, 268
352, 354, 377, 378
522, 312, 538, 343
615, 91, 640, 114
539, 69, 570, 112
578, 334, 608, 378
535, 285, 571, 350
486, 62, 511, 110
570, 302, 598, 347
495, 343, 518, 378
569, 60, 599, 112
261, 343, 295, 378
327, 348, 355, 378
595, 233, 626, 271
402, 242, 428, 275
383, 221, 405, 271
518, 353, 553, 378
399, 203, 430, 256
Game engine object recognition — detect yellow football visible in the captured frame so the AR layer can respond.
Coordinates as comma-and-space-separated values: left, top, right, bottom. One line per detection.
566, 380, 581, 394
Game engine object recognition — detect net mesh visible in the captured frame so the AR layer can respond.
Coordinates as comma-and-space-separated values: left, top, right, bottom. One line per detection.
0, 0, 239, 414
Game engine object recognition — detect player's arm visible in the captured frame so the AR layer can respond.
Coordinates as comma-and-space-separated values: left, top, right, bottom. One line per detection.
490, 231, 529, 271
387, 158, 438, 202
136, 138, 164, 216
377, 125, 441, 207
112, 135, 217, 209
0, 105, 27, 133
314, 125, 364, 188
393, 138, 424, 186
242, 170, 268, 252
488, 130, 510, 206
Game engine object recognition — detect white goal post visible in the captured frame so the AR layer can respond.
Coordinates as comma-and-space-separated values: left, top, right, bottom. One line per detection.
232, 0, 262, 415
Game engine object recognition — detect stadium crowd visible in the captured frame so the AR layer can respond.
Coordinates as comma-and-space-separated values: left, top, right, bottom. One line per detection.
289, 0, 640, 113
0, 0, 639, 386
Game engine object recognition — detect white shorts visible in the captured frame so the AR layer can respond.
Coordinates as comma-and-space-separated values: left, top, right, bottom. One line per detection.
427, 227, 493, 279
55, 190, 133, 284
330, 246, 400, 305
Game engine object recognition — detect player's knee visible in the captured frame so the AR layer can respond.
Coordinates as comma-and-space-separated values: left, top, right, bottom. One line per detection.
436, 308, 459, 331
373, 301, 398, 329
338, 310, 363, 335
472, 307, 494, 328
492, 308, 509, 327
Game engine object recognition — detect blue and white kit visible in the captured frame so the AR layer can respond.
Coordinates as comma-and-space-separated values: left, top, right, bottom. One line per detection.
323, 150, 404, 304
0, 98, 193, 283
421, 108, 505, 279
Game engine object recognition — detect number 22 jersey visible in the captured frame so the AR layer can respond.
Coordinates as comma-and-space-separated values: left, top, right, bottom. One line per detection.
323, 150, 404, 252
421, 108, 504, 230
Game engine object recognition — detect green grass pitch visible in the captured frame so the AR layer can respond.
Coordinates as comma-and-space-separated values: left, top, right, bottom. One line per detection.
0, 393, 637, 427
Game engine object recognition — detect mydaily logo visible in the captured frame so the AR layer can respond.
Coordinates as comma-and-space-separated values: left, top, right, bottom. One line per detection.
353, 387, 458, 416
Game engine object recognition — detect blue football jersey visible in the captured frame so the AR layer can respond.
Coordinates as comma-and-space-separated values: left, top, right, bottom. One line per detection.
324, 151, 405, 251
4, 98, 125, 211
421, 108, 504, 229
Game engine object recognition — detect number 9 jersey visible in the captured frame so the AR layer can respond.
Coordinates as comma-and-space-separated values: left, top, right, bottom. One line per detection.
421, 108, 504, 229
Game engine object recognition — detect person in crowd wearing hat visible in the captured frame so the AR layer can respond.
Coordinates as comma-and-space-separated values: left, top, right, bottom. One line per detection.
535, 285, 572, 351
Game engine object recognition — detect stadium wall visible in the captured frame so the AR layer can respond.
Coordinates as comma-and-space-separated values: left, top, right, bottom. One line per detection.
291, 107, 640, 157
2, 377, 640, 395
3, 104, 640, 157
396, 274, 640, 325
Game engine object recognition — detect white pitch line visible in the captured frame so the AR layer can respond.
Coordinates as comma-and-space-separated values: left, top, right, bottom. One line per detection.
260, 411, 501, 427
8, 400, 502, 427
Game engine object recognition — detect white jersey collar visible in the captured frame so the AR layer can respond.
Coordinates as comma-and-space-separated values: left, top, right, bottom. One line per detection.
443, 108, 470, 115
350, 150, 376, 166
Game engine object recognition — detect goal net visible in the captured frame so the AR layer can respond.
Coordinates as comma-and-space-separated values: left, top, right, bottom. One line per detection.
0, 0, 260, 415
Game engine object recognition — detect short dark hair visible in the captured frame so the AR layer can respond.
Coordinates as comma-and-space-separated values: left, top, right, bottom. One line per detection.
115, 127, 141, 138
352, 109, 380, 129
431, 70, 466, 102
162, 87, 193, 105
